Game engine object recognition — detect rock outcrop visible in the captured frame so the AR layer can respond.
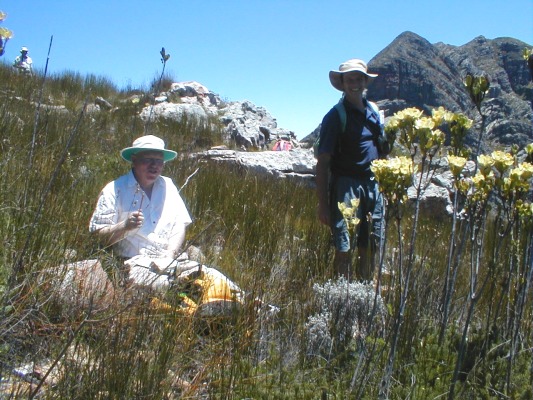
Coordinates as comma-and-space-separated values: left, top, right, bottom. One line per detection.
193, 147, 466, 218
139, 81, 296, 150
192, 147, 316, 183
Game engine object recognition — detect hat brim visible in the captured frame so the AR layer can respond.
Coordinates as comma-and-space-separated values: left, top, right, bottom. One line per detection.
329, 69, 378, 91
121, 147, 177, 162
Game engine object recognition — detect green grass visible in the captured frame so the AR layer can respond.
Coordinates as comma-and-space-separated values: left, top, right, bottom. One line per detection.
0, 62, 532, 399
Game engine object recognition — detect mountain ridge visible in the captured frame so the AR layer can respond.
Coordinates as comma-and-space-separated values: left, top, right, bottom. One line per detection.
302, 31, 532, 153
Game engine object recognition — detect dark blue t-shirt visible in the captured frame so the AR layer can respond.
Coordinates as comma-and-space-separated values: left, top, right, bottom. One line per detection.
317, 99, 380, 178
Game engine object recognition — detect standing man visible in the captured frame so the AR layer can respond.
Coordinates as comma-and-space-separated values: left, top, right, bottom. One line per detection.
316, 59, 387, 282
13, 46, 32, 75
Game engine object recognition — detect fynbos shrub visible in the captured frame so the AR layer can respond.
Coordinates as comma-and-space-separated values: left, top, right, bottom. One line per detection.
305, 278, 384, 360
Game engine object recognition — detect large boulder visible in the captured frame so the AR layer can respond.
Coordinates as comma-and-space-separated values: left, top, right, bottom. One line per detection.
193, 148, 316, 183
195, 148, 483, 219
139, 101, 208, 123
48, 260, 116, 317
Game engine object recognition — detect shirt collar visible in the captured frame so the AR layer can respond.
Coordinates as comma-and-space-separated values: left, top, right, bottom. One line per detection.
343, 98, 369, 115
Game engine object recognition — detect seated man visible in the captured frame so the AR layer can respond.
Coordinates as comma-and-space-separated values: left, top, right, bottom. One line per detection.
89, 135, 243, 308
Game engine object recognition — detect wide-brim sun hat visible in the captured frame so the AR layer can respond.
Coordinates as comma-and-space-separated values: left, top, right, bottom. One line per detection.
20, 46, 28, 52
329, 59, 378, 91
120, 135, 177, 162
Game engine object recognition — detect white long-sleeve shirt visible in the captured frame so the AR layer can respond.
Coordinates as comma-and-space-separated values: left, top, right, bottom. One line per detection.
89, 170, 192, 258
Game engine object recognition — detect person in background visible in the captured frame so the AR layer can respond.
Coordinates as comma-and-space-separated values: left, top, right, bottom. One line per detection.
13, 46, 32, 75
315, 59, 386, 282
272, 135, 292, 151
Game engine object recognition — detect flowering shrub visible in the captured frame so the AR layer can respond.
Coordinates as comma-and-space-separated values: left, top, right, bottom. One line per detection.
503, 162, 533, 198
469, 171, 495, 202
491, 150, 515, 176
384, 107, 423, 151
453, 150, 533, 212
305, 278, 384, 360
370, 156, 415, 202
446, 112, 473, 156
477, 154, 495, 176
385, 106, 472, 158
464, 73, 490, 111
338, 198, 360, 234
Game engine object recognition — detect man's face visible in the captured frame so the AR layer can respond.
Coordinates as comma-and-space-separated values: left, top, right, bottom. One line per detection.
341, 71, 368, 95
131, 150, 165, 187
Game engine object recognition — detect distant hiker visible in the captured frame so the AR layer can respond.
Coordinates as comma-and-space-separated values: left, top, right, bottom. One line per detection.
13, 46, 32, 75
315, 58, 389, 282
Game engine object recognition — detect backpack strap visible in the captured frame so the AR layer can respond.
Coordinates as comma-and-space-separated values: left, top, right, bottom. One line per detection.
334, 98, 384, 133
314, 97, 389, 158
367, 101, 385, 126
367, 101, 391, 157
338, 98, 391, 157
333, 98, 347, 133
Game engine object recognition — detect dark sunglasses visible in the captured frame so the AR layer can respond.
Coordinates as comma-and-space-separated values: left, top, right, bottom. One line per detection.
136, 157, 165, 167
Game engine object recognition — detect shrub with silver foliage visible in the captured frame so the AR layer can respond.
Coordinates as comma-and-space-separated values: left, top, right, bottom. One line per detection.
305, 278, 384, 360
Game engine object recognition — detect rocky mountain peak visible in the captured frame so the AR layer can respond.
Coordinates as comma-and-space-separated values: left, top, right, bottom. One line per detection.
365, 31, 532, 152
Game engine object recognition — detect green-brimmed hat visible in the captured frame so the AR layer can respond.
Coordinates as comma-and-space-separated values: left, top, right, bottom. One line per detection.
120, 135, 177, 162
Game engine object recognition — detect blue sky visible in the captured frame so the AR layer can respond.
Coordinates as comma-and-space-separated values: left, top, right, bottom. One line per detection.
1, 1, 532, 138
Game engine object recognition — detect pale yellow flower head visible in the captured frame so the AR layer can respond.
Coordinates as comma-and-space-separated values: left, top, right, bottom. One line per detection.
511, 162, 533, 181
0, 27, 13, 39
470, 171, 494, 201
491, 151, 514, 175
385, 116, 399, 131
503, 162, 533, 197
350, 198, 360, 209
431, 106, 453, 126
415, 117, 435, 131
397, 107, 424, 121
338, 201, 360, 232
371, 156, 415, 201
520, 162, 533, 179
477, 154, 494, 176
457, 178, 471, 194
447, 155, 468, 178
451, 113, 473, 130
516, 201, 533, 219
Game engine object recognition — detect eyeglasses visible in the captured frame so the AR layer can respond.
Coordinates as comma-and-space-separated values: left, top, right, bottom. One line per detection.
136, 157, 165, 167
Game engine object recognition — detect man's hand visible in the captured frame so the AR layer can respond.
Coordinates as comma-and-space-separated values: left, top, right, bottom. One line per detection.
125, 210, 144, 230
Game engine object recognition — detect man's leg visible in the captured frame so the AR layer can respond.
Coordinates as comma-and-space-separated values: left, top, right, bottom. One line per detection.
334, 250, 353, 281
356, 245, 375, 282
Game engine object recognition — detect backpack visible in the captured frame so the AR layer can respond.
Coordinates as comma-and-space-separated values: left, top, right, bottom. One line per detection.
313, 98, 390, 158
